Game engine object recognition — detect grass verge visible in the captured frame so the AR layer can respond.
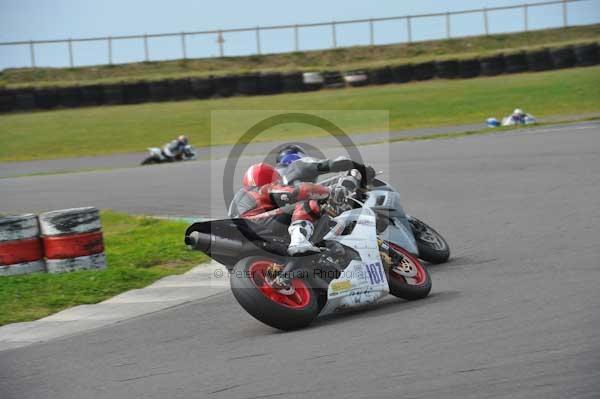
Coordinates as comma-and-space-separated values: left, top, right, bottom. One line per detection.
0, 210, 207, 326
1, 66, 599, 162
1, 24, 599, 88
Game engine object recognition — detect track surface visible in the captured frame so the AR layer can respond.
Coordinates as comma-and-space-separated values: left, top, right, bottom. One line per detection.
1, 122, 600, 398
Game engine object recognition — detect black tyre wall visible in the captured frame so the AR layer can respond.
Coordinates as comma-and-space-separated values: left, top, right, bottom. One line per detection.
367, 67, 393, 85
148, 80, 172, 102
0, 90, 16, 113
237, 74, 260, 95
281, 72, 304, 92
13, 89, 36, 111
458, 58, 481, 78
123, 82, 149, 104
170, 78, 194, 100
435, 60, 459, 79
57, 86, 82, 108
80, 85, 104, 106
526, 49, 554, 71
550, 46, 576, 69
190, 77, 214, 99
573, 43, 599, 66
259, 73, 283, 94
102, 84, 124, 105
413, 62, 436, 81
35, 88, 59, 109
480, 55, 506, 76
505, 52, 529, 73
214, 76, 237, 97
391, 64, 414, 83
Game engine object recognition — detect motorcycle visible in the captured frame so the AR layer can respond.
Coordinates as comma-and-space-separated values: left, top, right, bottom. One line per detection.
140, 144, 197, 165
184, 171, 441, 331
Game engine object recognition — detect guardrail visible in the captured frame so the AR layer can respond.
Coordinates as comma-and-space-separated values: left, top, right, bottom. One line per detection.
0, 0, 597, 68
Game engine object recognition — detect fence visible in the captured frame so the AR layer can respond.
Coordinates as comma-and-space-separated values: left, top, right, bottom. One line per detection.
0, 0, 597, 68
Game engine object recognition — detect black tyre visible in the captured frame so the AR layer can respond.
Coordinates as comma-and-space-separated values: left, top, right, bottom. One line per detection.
505, 52, 528, 74
391, 64, 414, 83
435, 60, 459, 79
367, 67, 393, 85
480, 55, 506, 76
526, 49, 553, 72
385, 243, 432, 301
237, 74, 260, 95
409, 217, 450, 264
550, 46, 576, 69
459, 58, 481, 79
230, 256, 320, 331
573, 43, 599, 67
413, 62, 436, 81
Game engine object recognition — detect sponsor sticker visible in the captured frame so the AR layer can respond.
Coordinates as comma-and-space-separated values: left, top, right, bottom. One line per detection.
330, 280, 352, 293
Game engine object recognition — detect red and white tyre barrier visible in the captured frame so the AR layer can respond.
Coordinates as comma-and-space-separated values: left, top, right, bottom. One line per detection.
39, 207, 106, 273
0, 214, 46, 276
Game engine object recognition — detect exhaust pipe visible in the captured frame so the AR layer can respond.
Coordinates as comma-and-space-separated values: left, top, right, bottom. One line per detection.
185, 231, 246, 256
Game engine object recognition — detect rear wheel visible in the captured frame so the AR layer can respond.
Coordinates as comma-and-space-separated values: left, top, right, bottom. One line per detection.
385, 243, 431, 300
230, 256, 320, 331
409, 217, 450, 264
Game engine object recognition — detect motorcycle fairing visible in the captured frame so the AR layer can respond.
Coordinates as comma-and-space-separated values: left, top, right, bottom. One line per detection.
319, 208, 389, 315
364, 188, 419, 256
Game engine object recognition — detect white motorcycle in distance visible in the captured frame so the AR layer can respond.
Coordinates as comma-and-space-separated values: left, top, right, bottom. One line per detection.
140, 145, 197, 165
185, 171, 435, 331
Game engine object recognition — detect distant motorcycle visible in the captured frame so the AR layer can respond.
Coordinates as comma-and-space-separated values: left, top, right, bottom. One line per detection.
140, 145, 197, 165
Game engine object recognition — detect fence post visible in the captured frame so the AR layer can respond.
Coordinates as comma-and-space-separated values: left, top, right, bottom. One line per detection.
181, 32, 187, 59
407, 16, 412, 43
524, 4, 529, 32
143, 34, 149, 61
562, 0, 568, 27
255, 26, 261, 55
294, 25, 299, 51
108, 37, 113, 65
29, 40, 36, 68
369, 19, 374, 46
217, 30, 224, 57
484, 8, 489, 35
446, 12, 451, 39
331, 22, 337, 48
68, 38, 74, 68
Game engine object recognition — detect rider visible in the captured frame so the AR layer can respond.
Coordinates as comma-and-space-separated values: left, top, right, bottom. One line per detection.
275, 144, 376, 186
162, 135, 190, 160
228, 162, 342, 256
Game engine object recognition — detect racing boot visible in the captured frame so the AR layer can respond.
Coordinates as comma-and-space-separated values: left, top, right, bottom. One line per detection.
288, 220, 320, 256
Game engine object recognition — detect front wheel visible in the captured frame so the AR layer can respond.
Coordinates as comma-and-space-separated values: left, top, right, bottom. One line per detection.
409, 217, 450, 264
230, 256, 320, 331
385, 243, 432, 300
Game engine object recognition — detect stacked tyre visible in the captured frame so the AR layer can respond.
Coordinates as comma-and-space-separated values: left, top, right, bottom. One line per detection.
573, 43, 599, 67
39, 207, 106, 273
0, 214, 45, 276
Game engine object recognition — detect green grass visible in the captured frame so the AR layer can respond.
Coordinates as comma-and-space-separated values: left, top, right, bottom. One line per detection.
0, 211, 207, 326
1, 66, 599, 162
1, 24, 599, 88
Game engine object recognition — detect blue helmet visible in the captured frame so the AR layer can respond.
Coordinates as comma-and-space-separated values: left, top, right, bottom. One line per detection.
276, 144, 307, 165
279, 153, 302, 166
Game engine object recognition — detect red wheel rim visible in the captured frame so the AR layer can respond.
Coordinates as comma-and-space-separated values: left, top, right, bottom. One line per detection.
387, 243, 428, 286
248, 260, 312, 309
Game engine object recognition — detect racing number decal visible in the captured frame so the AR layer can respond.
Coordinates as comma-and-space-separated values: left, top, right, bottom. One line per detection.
365, 262, 384, 284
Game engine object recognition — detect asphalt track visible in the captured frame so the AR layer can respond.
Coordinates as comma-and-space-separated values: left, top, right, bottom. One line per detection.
1, 121, 600, 398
